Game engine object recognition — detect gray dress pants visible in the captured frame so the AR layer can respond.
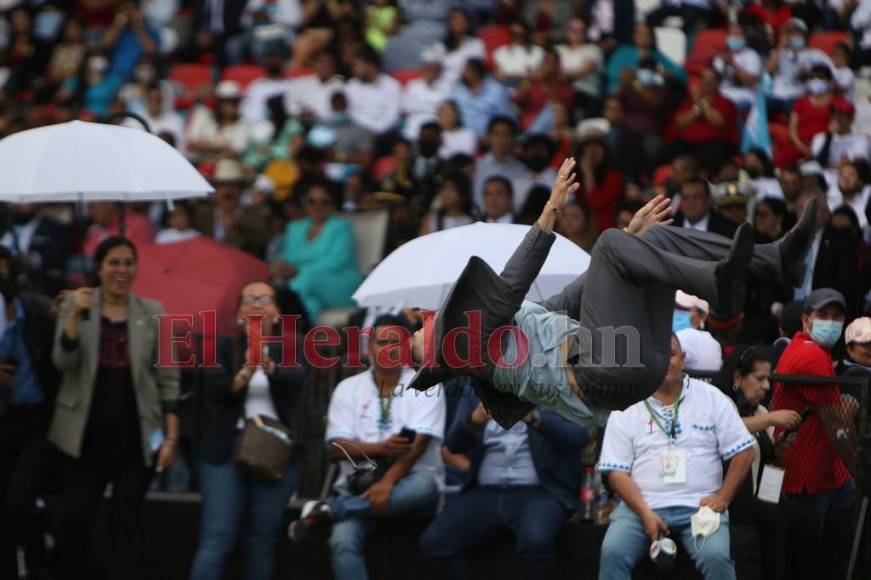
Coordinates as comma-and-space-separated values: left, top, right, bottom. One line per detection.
540, 225, 781, 410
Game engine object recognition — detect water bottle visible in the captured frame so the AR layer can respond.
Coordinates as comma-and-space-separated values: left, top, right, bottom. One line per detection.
580, 467, 596, 521
16, 545, 27, 579
595, 473, 610, 525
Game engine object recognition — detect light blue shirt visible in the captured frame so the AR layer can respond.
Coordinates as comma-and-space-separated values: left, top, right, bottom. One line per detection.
492, 301, 598, 427
478, 419, 540, 486
450, 77, 513, 137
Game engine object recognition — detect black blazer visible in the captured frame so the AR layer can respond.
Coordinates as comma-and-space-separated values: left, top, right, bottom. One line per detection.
671, 209, 737, 239
0, 291, 59, 419
199, 335, 307, 464
0, 217, 70, 298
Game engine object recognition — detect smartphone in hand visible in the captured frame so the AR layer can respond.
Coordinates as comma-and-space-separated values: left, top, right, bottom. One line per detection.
398, 427, 417, 443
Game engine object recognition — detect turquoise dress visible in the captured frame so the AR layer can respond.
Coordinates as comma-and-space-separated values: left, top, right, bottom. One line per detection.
282, 215, 363, 321
605, 45, 688, 94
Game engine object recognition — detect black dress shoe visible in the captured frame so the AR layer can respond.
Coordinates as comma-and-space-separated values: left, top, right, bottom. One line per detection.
714, 223, 754, 317
779, 198, 817, 287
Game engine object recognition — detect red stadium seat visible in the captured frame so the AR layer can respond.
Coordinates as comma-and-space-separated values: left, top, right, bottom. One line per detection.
809, 31, 851, 54
685, 28, 726, 75
168, 63, 213, 96
221, 65, 267, 91
391, 69, 424, 86
479, 25, 510, 66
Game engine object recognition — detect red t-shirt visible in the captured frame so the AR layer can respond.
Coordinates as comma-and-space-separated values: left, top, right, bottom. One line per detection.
580, 169, 623, 232
793, 94, 850, 146
770, 331, 852, 494
673, 95, 738, 145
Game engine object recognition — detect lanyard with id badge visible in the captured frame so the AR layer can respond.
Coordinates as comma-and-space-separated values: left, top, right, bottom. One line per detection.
644, 393, 687, 484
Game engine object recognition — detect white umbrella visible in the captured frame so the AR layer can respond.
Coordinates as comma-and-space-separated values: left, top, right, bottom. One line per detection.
353, 222, 590, 310
0, 120, 213, 203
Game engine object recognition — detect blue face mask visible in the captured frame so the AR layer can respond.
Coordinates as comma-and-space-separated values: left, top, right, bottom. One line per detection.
789, 36, 805, 50
811, 319, 843, 347
726, 35, 745, 52
673, 310, 693, 333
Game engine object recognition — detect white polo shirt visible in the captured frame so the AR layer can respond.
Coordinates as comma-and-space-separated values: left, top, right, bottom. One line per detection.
597, 377, 754, 510
325, 367, 446, 488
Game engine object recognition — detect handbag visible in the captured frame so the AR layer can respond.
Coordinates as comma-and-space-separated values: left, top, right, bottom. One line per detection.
347, 458, 391, 495
331, 440, 391, 495
234, 415, 294, 482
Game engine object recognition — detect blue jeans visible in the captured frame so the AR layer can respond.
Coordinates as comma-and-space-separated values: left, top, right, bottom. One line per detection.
419, 485, 570, 580
190, 459, 299, 580
328, 471, 440, 580
782, 480, 855, 580
599, 503, 735, 580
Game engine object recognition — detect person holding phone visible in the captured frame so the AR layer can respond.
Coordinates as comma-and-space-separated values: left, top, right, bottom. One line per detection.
190, 281, 307, 580
287, 314, 445, 580
50, 236, 180, 580
0, 246, 58, 577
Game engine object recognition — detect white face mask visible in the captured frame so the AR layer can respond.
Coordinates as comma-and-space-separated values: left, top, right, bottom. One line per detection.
690, 506, 721, 553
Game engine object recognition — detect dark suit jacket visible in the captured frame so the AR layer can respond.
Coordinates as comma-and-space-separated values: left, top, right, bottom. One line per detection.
0, 292, 59, 419
671, 209, 737, 239
0, 217, 70, 298
192, 202, 271, 259
446, 394, 589, 511
191, 0, 248, 38
811, 224, 862, 315
199, 335, 307, 464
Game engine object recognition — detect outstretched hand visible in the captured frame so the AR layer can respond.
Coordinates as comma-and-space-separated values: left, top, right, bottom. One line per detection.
550, 157, 580, 209
625, 194, 674, 235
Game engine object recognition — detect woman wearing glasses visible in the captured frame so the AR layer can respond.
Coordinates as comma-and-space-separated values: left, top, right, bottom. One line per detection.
270, 181, 363, 323
51, 236, 180, 579
190, 281, 307, 580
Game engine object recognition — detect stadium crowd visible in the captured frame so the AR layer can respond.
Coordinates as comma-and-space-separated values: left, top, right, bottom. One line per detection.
0, 0, 870, 579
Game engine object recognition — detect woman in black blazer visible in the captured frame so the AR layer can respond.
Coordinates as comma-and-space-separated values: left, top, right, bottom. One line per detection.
190, 281, 307, 580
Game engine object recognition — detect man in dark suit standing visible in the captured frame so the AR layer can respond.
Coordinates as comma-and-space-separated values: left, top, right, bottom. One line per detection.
481, 176, 518, 224
0, 204, 69, 298
671, 177, 737, 239
793, 188, 861, 315
419, 394, 588, 580
0, 246, 58, 577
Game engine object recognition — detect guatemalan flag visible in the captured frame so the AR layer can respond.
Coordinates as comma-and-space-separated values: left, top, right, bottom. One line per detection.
741, 80, 772, 156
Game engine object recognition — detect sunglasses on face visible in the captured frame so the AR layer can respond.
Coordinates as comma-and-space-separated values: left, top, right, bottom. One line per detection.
755, 210, 773, 219
241, 295, 275, 306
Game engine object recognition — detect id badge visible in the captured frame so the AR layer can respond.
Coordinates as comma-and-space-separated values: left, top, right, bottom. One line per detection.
660, 448, 687, 484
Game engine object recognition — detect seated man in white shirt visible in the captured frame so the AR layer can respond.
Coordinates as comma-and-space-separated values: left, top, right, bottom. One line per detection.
346, 45, 402, 136
287, 315, 445, 580
812, 100, 869, 170
673, 291, 722, 372
597, 334, 755, 580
